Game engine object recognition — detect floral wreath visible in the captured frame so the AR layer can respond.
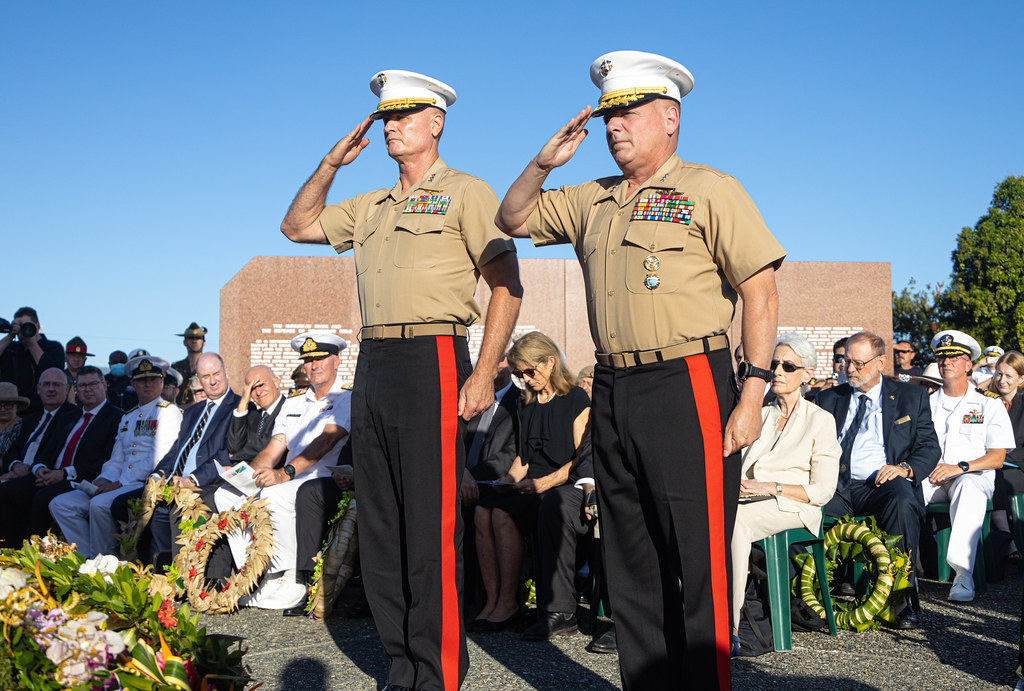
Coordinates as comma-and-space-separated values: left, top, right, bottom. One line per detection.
119, 477, 275, 614
793, 515, 913, 631
306, 491, 359, 619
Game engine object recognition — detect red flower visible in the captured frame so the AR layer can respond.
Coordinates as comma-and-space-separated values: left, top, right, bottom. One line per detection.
199, 591, 208, 599
240, 512, 249, 522
195, 538, 204, 551
188, 567, 195, 580
157, 599, 178, 628
217, 518, 228, 530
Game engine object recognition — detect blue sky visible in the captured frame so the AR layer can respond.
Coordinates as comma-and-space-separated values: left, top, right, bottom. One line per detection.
3, 2, 1022, 361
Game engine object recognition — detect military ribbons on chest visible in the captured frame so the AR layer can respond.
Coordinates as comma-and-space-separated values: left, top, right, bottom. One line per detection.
631, 192, 694, 224
134, 419, 158, 436
403, 194, 451, 215
962, 409, 984, 424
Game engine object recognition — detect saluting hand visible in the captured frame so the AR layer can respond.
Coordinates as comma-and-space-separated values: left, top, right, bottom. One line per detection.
534, 106, 592, 172
323, 116, 374, 169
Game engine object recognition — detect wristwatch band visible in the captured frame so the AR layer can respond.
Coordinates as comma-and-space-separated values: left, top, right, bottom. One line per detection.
739, 361, 772, 384
283, 464, 296, 479
958, 461, 970, 473
775, 482, 783, 496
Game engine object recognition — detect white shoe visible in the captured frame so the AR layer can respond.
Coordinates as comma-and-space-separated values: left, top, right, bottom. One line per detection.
948, 572, 975, 602
245, 570, 307, 610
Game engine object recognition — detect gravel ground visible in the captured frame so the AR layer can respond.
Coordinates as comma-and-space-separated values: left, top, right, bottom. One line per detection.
198, 572, 1024, 690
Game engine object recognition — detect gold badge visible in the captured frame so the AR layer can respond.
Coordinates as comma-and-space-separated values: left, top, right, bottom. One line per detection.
139, 359, 152, 372
600, 60, 613, 77
643, 255, 660, 271
939, 334, 953, 347
376, 72, 387, 88
301, 337, 318, 353
644, 275, 661, 290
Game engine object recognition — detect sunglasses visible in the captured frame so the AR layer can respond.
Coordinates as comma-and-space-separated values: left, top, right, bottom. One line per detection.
771, 360, 805, 373
893, 349, 914, 356
512, 367, 538, 379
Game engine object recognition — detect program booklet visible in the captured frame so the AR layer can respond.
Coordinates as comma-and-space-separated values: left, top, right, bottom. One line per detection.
220, 461, 261, 496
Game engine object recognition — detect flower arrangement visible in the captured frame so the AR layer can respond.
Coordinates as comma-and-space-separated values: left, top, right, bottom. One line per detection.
0, 535, 255, 690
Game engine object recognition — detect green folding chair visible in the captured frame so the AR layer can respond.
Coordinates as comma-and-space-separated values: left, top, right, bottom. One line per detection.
926, 499, 993, 593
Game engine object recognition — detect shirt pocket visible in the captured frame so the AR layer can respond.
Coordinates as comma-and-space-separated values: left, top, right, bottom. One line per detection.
394, 213, 448, 269
353, 211, 382, 275
622, 221, 688, 294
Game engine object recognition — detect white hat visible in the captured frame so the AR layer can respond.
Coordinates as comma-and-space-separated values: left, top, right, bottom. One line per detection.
911, 362, 944, 389
983, 345, 1005, 359
931, 330, 982, 360
127, 348, 150, 360
291, 332, 348, 361
369, 70, 456, 120
589, 50, 694, 117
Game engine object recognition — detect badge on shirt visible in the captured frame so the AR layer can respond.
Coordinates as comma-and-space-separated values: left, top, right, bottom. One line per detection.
320, 400, 335, 413
962, 409, 984, 424
135, 419, 158, 436
630, 192, 694, 224
403, 193, 451, 215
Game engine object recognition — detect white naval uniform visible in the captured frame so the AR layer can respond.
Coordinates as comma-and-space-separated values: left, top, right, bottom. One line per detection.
217, 377, 352, 574
50, 398, 182, 558
923, 387, 1014, 576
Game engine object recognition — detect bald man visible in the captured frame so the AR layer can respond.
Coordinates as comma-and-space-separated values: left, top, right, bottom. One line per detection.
228, 365, 285, 463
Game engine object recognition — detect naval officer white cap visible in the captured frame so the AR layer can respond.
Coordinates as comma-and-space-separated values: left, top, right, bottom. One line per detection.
369, 70, 457, 120
590, 50, 694, 117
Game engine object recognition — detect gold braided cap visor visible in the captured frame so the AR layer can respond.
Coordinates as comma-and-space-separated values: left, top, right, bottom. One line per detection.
370, 97, 438, 119
591, 86, 670, 117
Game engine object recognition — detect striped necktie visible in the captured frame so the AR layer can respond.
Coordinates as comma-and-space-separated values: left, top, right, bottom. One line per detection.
172, 401, 214, 476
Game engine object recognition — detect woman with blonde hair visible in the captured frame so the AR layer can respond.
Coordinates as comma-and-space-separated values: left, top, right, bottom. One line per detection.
988, 350, 1024, 568
472, 331, 591, 639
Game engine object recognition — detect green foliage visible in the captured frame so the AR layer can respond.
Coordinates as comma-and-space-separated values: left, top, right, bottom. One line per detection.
946, 176, 1024, 350
892, 278, 954, 364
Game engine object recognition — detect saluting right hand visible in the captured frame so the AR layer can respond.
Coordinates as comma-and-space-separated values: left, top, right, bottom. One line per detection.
323, 116, 374, 169
535, 105, 592, 171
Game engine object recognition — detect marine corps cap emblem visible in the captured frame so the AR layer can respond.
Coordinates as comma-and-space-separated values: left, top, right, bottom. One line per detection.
376, 72, 388, 88
600, 60, 614, 77
302, 337, 318, 352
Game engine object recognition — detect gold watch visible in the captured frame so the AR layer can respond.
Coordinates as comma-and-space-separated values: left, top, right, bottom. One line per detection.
898, 462, 913, 478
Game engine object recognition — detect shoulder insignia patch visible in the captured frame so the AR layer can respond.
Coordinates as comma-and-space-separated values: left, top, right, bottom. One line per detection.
156, 401, 172, 408
288, 387, 308, 398
978, 388, 1001, 399
342, 382, 354, 390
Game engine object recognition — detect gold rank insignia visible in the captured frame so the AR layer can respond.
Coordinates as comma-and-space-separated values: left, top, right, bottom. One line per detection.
302, 338, 318, 353
600, 59, 614, 77
939, 334, 953, 347
376, 72, 387, 87
643, 255, 660, 271
139, 359, 153, 372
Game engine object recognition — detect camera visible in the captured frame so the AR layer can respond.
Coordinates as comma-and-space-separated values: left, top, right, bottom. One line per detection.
0, 319, 37, 339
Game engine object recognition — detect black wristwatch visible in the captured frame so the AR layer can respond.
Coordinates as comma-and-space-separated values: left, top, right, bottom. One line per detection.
283, 464, 296, 479
737, 361, 772, 384
958, 461, 970, 473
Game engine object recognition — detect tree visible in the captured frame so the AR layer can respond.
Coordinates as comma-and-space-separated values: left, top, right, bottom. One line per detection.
892, 279, 952, 365
946, 175, 1024, 351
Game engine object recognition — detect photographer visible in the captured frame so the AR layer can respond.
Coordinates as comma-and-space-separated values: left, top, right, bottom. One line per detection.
0, 307, 64, 416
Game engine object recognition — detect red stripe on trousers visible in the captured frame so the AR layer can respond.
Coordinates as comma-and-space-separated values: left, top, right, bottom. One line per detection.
435, 336, 459, 690
686, 353, 731, 690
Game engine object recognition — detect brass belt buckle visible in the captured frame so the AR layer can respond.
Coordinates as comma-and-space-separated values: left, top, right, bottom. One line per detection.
372, 325, 385, 340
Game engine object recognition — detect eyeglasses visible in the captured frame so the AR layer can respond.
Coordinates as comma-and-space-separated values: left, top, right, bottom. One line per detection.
512, 367, 537, 379
845, 354, 880, 370
0, 402, 17, 410
893, 349, 914, 356
771, 360, 805, 373
77, 380, 105, 390
936, 354, 967, 363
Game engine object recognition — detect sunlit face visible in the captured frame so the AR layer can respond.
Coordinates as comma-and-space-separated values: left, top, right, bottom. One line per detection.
832, 346, 846, 374
937, 352, 972, 385
602, 98, 676, 172
76, 373, 107, 409
381, 107, 443, 161
133, 376, 164, 406
38, 369, 69, 409
196, 355, 228, 400
303, 354, 339, 390
184, 336, 205, 354
991, 362, 1022, 396
513, 355, 555, 393
65, 353, 87, 371
844, 339, 886, 392
893, 342, 915, 369
245, 366, 281, 410
770, 344, 811, 396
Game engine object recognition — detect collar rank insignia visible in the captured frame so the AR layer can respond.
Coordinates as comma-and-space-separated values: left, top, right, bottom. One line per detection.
301, 338, 318, 353
631, 192, 695, 224
403, 194, 451, 214
962, 409, 984, 424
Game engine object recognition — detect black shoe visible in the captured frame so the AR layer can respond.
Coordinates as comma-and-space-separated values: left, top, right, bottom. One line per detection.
472, 611, 522, 633
282, 601, 309, 617
893, 604, 919, 630
589, 627, 617, 654
522, 612, 578, 640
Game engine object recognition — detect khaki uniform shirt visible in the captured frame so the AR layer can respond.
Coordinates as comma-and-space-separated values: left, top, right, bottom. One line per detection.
527, 154, 786, 354
319, 157, 516, 327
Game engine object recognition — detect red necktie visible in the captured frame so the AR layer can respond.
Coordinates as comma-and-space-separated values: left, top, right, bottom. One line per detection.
58, 412, 93, 469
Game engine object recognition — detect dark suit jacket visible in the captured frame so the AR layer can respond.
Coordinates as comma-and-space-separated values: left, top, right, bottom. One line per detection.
1004, 393, 1024, 467
816, 378, 940, 494
34, 401, 123, 482
153, 392, 241, 486
464, 385, 520, 482
227, 395, 285, 463
2, 402, 80, 471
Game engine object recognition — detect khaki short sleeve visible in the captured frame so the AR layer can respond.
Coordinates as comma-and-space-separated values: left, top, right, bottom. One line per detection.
702, 175, 786, 288
319, 197, 361, 254
459, 179, 517, 268
526, 186, 584, 248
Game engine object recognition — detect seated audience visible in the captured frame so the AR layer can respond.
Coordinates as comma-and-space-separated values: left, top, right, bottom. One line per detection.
730, 332, 840, 654
215, 333, 351, 611
0, 383, 28, 461
0, 307, 65, 415
989, 350, 1024, 567
0, 366, 122, 546
819, 331, 940, 628
49, 355, 182, 558
922, 330, 1014, 602
473, 332, 590, 639
2, 369, 76, 476
228, 365, 285, 463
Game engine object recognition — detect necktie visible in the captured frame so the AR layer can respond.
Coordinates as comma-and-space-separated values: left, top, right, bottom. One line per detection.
58, 412, 94, 469
25, 412, 52, 448
839, 394, 869, 469
173, 402, 214, 476
257, 410, 269, 436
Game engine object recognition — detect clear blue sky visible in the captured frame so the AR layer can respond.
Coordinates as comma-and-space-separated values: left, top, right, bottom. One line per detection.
3, 2, 1022, 362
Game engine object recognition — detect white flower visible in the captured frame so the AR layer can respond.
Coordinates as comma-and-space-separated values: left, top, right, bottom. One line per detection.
79, 554, 125, 582
0, 567, 31, 599
47, 612, 125, 684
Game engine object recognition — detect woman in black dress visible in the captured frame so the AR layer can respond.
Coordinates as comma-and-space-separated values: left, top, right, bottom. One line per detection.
990, 350, 1024, 566
472, 332, 590, 638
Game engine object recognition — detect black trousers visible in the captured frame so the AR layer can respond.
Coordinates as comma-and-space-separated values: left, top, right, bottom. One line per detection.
295, 476, 345, 576
353, 336, 470, 691
0, 474, 70, 547
535, 484, 588, 614
826, 475, 925, 580
593, 347, 738, 691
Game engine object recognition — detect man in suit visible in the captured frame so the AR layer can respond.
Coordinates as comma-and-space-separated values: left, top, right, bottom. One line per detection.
228, 365, 285, 463
1, 368, 76, 476
817, 331, 941, 628
0, 365, 122, 546
112, 352, 239, 564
